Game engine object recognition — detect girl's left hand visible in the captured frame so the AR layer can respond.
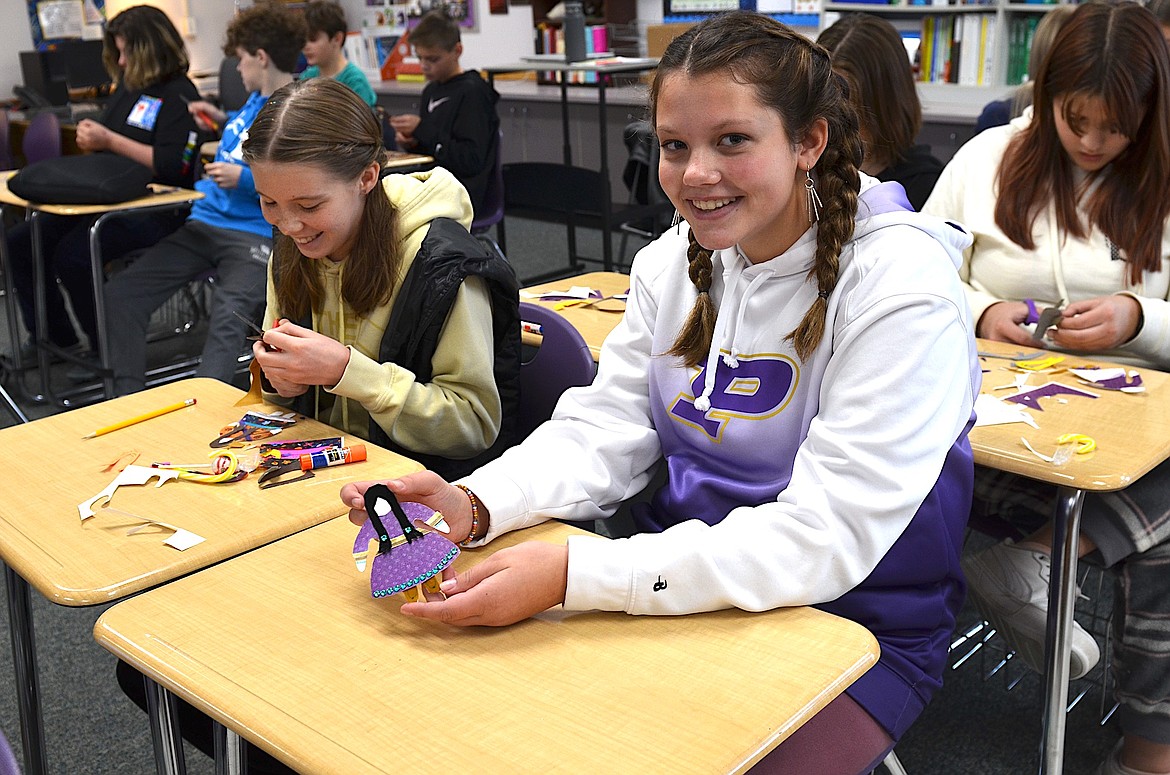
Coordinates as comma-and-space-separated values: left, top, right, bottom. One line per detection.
253, 320, 351, 389
400, 542, 570, 627
75, 119, 112, 152
1048, 295, 1142, 352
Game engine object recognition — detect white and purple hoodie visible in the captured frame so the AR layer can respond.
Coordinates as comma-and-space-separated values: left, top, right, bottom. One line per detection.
462, 175, 980, 740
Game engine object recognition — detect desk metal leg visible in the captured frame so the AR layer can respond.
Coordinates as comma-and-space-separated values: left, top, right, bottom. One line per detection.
89, 213, 115, 399
145, 678, 188, 775
213, 722, 247, 775
1039, 485, 1085, 775
30, 213, 51, 403
5, 562, 48, 775
597, 81, 613, 273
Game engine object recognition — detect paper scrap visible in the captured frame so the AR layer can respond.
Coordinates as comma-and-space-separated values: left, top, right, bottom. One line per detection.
974, 394, 1040, 429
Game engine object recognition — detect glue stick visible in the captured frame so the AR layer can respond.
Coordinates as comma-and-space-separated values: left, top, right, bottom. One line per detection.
299, 445, 367, 471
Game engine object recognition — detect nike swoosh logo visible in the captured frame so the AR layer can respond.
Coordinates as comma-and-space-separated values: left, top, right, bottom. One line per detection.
428, 97, 450, 112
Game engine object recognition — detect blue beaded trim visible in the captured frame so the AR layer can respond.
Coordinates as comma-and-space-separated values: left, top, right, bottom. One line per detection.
371, 545, 460, 598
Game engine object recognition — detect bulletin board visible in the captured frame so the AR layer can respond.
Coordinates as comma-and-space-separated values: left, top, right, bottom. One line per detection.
28, 0, 106, 49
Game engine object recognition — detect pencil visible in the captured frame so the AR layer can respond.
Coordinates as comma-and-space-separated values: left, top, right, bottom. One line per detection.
83, 398, 197, 439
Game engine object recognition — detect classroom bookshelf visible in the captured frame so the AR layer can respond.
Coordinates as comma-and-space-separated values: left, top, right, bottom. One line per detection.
529, 0, 639, 83
821, 0, 1072, 89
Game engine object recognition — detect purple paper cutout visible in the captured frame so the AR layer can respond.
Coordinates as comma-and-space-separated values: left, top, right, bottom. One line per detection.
1005, 382, 1098, 411
1072, 368, 1143, 392
352, 500, 459, 599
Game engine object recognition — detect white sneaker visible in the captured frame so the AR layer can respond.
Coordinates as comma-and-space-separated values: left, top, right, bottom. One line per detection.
962, 539, 1100, 680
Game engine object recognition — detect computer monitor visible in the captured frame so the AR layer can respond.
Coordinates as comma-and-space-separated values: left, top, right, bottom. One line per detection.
59, 39, 110, 92
19, 50, 69, 106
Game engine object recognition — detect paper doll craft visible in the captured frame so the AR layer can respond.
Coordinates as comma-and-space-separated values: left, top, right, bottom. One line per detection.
352, 484, 458, 602
211, 410, 297, 448
1070, 367, 1144, 393
1004, 382, 1097, 411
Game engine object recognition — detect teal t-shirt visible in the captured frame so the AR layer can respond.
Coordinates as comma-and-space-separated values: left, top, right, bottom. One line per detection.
299, 62, 377, 106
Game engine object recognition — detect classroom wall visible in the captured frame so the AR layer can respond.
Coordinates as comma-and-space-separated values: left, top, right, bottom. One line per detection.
185, 0, 239, 74
0, 20, 36, 104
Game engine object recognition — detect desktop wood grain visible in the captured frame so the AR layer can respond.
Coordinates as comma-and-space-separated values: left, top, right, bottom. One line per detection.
971, 340, 1170, 491
523, 271, 630, 360
0, 378, 421, 605
95, 518, 879, 775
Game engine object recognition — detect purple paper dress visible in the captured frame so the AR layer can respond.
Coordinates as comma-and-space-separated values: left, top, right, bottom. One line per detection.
352, 498, 459, 599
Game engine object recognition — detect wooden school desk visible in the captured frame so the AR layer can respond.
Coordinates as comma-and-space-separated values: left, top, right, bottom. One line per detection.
0, 170, 203, 403
95, 517, 880, 775
522, 270, 629, 361
0, 378, 422, 775
970, 339, 1170, 774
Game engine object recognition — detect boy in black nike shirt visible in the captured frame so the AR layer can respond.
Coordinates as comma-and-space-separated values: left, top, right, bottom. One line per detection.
390, 10, 499, 215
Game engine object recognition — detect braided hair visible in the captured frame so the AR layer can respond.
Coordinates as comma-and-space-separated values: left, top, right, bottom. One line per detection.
652, 12, 863, 364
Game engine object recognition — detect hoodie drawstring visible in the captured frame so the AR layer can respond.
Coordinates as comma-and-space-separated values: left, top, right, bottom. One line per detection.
692, 253, 773, 414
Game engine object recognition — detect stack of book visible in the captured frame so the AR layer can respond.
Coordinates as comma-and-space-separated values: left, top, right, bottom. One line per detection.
533, 22, 611, 84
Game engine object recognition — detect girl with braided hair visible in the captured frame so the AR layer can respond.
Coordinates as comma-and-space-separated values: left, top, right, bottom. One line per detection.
342, 12, 979, 770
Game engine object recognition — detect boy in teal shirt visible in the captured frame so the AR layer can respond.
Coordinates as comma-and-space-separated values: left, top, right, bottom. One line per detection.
299, 0, 377, 106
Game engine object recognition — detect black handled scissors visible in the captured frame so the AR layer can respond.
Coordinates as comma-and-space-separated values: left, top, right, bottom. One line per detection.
232, 309, 276, 351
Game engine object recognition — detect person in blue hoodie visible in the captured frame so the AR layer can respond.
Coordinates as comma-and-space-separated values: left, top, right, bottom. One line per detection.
103, 3, 305, 394
341, 12, 980, 773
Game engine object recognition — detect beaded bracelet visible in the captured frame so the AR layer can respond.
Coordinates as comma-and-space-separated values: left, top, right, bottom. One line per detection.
453, 484, 486, 546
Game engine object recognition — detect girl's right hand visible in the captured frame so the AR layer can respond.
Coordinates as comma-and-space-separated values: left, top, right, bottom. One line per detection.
977, 301, 1039, 346
342, 471, 478, 543
253, 320, 351, 389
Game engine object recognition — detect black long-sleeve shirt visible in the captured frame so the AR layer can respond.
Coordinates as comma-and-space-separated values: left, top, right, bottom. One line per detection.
411, 71, 499, 215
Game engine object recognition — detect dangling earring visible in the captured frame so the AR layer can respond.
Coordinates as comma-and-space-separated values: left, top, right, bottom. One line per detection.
671, 209, 682, 233
805, 166, 822, 224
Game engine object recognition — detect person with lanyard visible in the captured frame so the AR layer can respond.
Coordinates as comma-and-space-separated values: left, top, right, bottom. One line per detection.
924, 4, 1170, 773
5, 5, 201, 369
343, 11, 980, 773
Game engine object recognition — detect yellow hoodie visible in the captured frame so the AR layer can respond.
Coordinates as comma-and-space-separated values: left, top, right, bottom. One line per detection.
262, 166, 501, 459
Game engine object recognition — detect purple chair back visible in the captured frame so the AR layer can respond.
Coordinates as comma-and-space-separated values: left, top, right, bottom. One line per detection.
518, 302, 596, 439
22, 111, 61, 166
471, 129, 504, 234
0, 726, 20, 775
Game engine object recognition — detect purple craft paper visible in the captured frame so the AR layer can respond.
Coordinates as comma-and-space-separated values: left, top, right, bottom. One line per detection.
1005, 382, 1098, 411
1071, 367, 1144, 392
352, 500, 459, 598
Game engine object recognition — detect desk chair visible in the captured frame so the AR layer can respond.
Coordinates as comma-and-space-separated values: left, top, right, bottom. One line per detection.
20, 113, 60, 167
0, 726, 20, 775
618, 120, 672, 259
518, 302, 595, 439
471, 129, 506, 260
217, 56, 249, 114
504, 162, 606, 283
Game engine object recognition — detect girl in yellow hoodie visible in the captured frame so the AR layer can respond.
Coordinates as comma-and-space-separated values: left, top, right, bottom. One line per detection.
243, 78, 520, 477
